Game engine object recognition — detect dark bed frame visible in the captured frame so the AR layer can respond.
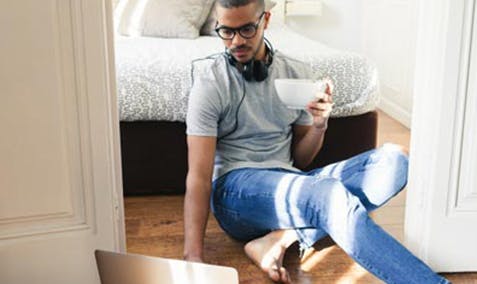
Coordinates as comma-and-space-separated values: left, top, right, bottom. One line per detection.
119, 110, 378, 195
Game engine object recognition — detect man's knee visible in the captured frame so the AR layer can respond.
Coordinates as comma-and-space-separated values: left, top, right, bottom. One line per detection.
376, 143, 409, 185
381, 143, 410, 162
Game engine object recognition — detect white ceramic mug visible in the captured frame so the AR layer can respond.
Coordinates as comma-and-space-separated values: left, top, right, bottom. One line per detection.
274, 79, 328, 109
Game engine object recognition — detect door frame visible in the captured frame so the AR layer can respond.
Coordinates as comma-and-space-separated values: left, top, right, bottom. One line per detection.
100, 0, 127, 253
404, 0, 477, 271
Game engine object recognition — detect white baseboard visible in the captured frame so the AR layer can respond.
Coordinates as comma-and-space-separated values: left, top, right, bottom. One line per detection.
378, 96, 412, 129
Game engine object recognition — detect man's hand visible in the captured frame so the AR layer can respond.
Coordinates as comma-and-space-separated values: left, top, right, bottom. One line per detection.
306, 78, 334, 130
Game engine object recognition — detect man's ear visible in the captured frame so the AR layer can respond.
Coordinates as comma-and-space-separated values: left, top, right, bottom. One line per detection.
263, 11, 271, 29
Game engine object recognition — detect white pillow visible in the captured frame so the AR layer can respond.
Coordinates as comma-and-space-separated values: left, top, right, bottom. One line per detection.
115, 0, 215, 38
200, 0, 277, 36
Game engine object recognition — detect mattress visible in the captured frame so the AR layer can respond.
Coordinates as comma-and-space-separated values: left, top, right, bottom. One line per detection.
115, 27, 379, 121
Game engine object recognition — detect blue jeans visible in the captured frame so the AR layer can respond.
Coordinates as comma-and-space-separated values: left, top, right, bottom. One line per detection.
211, 144, 449, 284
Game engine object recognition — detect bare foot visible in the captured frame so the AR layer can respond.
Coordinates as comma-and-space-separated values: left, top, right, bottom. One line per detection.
244, 230, 297, 283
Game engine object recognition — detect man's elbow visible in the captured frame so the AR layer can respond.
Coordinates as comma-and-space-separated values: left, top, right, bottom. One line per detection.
293, 157, 313, 171
186, 173, 212, 194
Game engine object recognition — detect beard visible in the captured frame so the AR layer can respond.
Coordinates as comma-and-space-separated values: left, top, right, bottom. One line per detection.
230, 39, 263, 63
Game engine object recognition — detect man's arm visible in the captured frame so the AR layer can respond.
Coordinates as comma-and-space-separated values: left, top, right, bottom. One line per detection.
292, 81, 334, 169
292, 124, 327, 169
183, 135, 217, 262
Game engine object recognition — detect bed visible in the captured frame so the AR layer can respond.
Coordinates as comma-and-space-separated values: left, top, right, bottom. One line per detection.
114, 1, 380, 195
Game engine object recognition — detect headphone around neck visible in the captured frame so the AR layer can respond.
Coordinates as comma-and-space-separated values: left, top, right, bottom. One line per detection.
225, 37, 274, 82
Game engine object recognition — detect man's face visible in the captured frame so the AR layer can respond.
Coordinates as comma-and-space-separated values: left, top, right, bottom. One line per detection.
215, 3, 270, 63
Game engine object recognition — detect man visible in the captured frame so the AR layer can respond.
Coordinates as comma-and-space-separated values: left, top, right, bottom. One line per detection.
184, 0, 449, 283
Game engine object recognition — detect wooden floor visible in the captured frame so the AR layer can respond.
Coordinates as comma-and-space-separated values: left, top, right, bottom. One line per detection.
125, 110, 477, 283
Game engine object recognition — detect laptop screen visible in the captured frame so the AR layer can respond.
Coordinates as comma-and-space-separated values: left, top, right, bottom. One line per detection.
95, 250, 239, 284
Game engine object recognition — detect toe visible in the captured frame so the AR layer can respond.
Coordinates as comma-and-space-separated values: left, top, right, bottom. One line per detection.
268, 267, 281, 282
279, 267, 291, 283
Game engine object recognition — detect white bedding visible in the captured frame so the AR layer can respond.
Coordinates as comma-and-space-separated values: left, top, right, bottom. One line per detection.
115, 27, 379, 121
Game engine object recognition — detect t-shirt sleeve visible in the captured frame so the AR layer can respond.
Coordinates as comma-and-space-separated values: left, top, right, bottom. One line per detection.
295, 110, 313, 125
186, 78, 221, 137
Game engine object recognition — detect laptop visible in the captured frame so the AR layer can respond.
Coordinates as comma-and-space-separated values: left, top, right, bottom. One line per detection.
95, 250, 239, 284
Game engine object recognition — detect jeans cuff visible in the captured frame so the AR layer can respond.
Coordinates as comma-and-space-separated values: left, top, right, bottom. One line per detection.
439, 278, 452, 284
294, 228, 315, 258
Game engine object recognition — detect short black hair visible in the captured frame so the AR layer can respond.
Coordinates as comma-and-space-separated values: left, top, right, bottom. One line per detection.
216, 0, 265, 11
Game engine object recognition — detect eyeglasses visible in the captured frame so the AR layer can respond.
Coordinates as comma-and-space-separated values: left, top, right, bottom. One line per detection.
215, 12, 266, 40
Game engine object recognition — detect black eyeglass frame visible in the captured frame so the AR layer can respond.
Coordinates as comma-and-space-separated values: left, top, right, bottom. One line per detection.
215, 11, 266, 40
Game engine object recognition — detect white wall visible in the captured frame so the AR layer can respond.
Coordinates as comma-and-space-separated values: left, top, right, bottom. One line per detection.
284, 0, 364, 53
282, 0, 417, 128
361, 0, 417, 128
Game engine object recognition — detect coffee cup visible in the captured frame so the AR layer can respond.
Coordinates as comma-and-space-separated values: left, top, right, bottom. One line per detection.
274, 79, 328, 109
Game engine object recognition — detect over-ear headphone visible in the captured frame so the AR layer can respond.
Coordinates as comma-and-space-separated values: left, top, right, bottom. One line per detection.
226, 38, 274, 82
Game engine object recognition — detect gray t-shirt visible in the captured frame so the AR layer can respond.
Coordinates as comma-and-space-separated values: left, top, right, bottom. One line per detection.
186, 51, 315, 181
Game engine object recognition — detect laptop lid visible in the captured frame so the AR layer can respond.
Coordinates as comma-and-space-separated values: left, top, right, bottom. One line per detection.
94, 250, 239, 284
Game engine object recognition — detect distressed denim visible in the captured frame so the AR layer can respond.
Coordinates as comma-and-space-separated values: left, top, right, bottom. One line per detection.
211, 144, 450, 284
